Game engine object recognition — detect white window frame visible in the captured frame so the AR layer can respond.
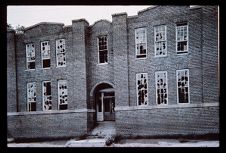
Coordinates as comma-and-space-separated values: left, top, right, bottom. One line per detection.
136, 73, 148, 106
42, 81, 52, 111
155, 71, 168, 105
25, 43, 35, 70
176, 23, 189, 54
27, 82, 36, 111
97, 35, 108, 64
154, 25, 167, 57
58, 80, 68, 110
135, 27, 147, 59
56, 39, 66, 67
176, 69, 190, 104
41, 41, 51, 69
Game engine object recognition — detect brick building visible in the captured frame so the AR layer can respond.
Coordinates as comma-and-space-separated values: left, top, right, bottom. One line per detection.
7, 5, 219, 140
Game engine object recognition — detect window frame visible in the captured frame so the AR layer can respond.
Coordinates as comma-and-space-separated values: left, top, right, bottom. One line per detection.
176, 69, 190, 104
176, 23, 189, 54
41, 40, 51, 69
155, 71, 168, 105
25, 43, 36, 70
136, 73, 148, 106
58, 80, 68, 110
135, 27, 147, 59
97, 35, 108, 64
154, 25, 167, 57
42, 81, 52, 111
56, 38, 66, 68
27, 82, 36, 111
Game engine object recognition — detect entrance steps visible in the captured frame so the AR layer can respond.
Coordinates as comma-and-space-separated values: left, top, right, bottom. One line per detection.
65, 121, 116, 147
88, 121, 116, 138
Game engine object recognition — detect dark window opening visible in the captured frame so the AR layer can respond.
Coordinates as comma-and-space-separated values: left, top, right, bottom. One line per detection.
99, 50, 108, 63
28, 62, 35, 69
43, 59, 50, 68
59, 104, 68, 110
29, 102, 36, 111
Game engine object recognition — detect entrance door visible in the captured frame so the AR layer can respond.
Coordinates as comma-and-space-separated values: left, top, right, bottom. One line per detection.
96, 90, 115, 122
104, 97, 115, 121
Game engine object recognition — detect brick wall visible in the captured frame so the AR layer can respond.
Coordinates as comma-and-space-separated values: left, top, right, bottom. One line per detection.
112, 13, 129, 107
7, 30, 17, 112
202, 6, 219, 103
8, 110, 88, 139
115, 105, 219, 137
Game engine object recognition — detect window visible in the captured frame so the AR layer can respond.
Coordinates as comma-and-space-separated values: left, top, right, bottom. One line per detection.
58, 80, 68, 110
176, 23, 188, 54
27, 82, 36, 111
177, 69, 190, 103
56, 39, 66, 67
154, 25, 167, 57
43, 81, 52, 110
41, 41, 51, 68
135, 28, 147, 58
155, 71, 168, 105
26, 43, 35, 69
136, 73, 148, 105
98, 36, 108, 63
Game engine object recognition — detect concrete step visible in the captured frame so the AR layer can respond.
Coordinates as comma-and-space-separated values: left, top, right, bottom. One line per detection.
65, 138, 106, 147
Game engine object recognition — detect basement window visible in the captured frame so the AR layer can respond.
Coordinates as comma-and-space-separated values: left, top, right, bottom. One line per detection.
176, 23, 188, 54
56, 39, 66, 67
27, 82, 36, 111
177, 69, 190, 103
154, 25, 167, 57
135, 28, 147, 58
98, 36, 108, 64
136, 73, 148, 105
155, 71, 168, 105
43, 81, 52, 110
41, 41, 51, 68
58, 80, 68, 110
26, 43, 35, 70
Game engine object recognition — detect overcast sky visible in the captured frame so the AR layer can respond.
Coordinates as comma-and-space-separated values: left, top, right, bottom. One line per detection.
7, 6, 151, 28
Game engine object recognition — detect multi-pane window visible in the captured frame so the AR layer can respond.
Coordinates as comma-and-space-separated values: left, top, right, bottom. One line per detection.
135, 28, 147, 58
176, 23, 188, 54
136, 73, 148, 105
41, 41, 51, 68
58, 80, 68, 110
98, 36, 108, 63
177, 69, 190, 103
26, 43, 35, 69
155, 71, 168, 105
43, 81, 52, 110
154, 25, 167, 57
27, 82, 36, 111
56, 39, 66, 67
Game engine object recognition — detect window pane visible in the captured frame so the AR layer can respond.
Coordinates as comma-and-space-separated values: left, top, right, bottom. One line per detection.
155, 71, 168, 105
26, 43, 35, 69
177, 69, 189, 103
58, 80, 68, 110
136, 73, 148, 105
135, 28, 147, 58
98, 36, 108, 63
56, 39, 66, 67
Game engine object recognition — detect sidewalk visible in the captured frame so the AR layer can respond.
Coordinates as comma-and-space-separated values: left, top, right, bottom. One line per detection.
8, 138, 219, 147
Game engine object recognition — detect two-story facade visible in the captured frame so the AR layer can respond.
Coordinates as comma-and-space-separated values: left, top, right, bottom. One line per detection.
7, 5, 219, 140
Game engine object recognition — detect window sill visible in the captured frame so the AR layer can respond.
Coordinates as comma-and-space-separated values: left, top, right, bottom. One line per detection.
176, 51, 189, 55
97, 63, 108, 65
56, 66, 66, 68
25, 69, 35, 71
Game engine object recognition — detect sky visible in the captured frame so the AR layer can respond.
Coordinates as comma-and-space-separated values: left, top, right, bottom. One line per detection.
7, 6, 152, 28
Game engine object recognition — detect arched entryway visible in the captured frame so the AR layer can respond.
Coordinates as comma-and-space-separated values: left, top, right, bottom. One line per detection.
91, 82, 115, 122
